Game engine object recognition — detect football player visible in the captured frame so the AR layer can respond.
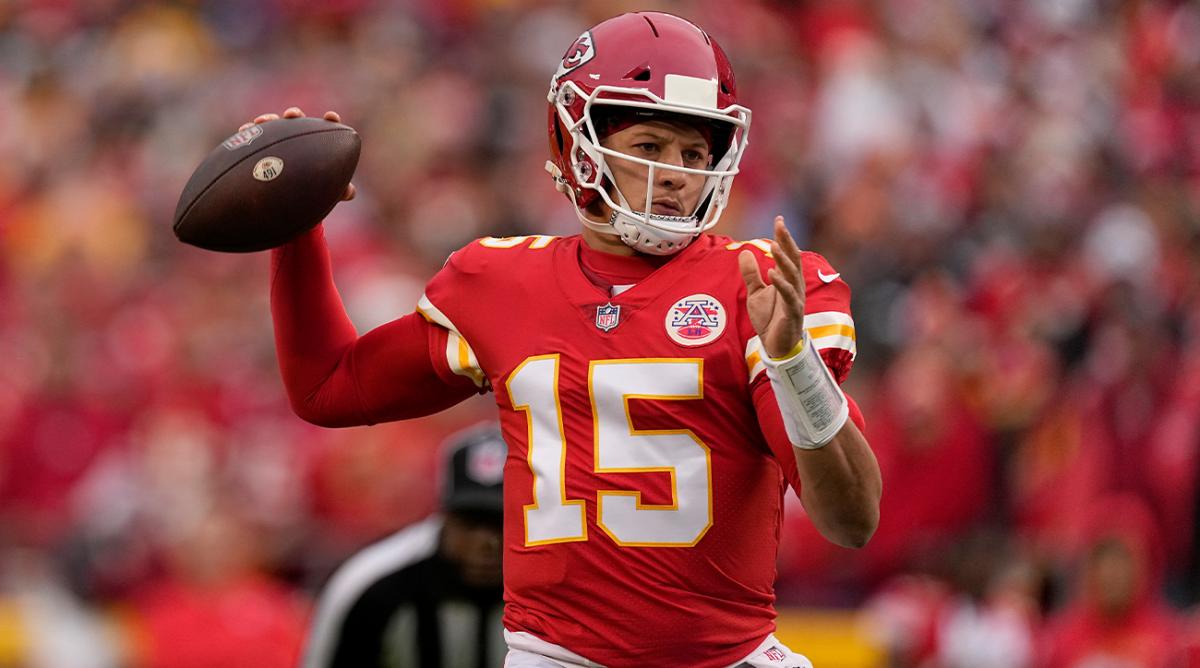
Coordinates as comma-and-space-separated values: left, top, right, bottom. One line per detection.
256, 12, 881, 667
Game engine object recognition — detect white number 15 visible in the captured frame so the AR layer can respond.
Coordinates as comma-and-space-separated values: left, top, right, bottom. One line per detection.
506, 356, 713, 548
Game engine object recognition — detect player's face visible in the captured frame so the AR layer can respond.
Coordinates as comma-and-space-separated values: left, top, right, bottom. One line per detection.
601, 120, 712, 218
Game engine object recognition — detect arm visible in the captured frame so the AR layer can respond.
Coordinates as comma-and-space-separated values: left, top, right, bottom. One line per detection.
793, 410, 880, 548
240, 106, 477, 427
270, 226, 479, 427
753, 383, 880, 547
739, 217, 882, 548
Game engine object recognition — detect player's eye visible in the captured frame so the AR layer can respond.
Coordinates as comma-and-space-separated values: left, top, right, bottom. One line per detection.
682, 150, 707, 165
634, 142, 660, 154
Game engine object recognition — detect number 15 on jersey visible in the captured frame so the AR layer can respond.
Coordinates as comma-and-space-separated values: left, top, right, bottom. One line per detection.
507, 355, 714, 548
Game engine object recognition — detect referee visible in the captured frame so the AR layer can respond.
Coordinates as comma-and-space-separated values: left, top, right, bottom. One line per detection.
302, 423, 506, 668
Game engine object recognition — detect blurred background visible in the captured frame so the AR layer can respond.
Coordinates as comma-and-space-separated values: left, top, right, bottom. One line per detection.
2, 0, 1199, 665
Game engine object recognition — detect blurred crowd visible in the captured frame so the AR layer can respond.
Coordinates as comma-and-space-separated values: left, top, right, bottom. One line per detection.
1, 0, 1199, 665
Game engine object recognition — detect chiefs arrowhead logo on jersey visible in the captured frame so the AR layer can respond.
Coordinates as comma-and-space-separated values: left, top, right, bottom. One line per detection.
666, 294, 726, 347
554, 31, 595, 80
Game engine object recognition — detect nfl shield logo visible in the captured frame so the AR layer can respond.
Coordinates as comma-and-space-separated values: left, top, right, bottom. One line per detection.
595, 303, 621, 332
221, 124, 263, 151
764, 646, 787, 661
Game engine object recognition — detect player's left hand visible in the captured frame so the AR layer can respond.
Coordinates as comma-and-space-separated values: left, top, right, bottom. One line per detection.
738, 216, 806, 359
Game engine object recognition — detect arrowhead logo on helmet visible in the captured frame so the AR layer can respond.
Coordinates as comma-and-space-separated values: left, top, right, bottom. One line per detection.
555, 31, 596, 81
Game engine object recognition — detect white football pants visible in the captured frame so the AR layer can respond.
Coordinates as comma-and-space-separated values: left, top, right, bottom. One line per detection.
503, 629, 814, 668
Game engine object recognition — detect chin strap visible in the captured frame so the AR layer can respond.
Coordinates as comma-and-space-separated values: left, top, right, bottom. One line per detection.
608, 209, 699, 255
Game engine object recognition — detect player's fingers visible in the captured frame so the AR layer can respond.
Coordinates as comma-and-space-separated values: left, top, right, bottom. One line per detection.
238, 122, 253, 132
774, 217, 807, 300
323, 110, 341, 123
254, 113, 280, 124
283, 107, 305, 118
341, 182, 356, 201
739, 250, 767, 292
770, 240, 801, 287
774, 216, 801, 256
772, 270, 805, 319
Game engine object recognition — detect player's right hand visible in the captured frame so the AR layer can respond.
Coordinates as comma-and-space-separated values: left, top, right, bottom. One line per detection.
238, 107, 357, 202
739, 216, 806, 359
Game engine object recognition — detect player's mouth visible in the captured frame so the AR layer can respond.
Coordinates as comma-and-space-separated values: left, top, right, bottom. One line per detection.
651, 199, 683, 216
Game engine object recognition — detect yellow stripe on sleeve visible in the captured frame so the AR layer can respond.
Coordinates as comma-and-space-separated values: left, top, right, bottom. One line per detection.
419, 293, 486, 388
745, 336, 767, 383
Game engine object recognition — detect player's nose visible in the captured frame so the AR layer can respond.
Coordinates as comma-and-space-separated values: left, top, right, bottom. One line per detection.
655, 149, 686, 188
658, 145, 686, 168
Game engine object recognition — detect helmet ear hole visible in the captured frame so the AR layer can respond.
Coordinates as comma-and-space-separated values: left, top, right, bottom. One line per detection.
553, 121, 565, 153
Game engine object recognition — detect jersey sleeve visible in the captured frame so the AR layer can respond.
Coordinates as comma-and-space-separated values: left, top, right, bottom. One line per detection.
416, 236, 559, 390
798, 251, 857, 384
415, 241, 493, 391
269, 226, 480, 427
737, 244, 858, 385
729, 240, 863, 496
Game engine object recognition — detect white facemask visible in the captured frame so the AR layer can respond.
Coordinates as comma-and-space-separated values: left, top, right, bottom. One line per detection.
549, 81, 752, 255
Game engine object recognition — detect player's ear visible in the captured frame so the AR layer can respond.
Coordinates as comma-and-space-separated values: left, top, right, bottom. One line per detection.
584, 193, 610, 221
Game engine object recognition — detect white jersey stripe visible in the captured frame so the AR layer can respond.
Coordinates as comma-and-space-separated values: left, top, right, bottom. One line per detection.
417, 293, 458, 332
747, 314, 854, 385
804, 311, 854, 329
448, 331, 487, 387
804, 311, 856, 358
810, 333, 857, 358
418, 293, 487, 387
745, 336, 766, 383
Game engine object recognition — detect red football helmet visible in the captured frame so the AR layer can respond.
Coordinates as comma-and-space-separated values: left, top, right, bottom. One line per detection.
546, 12, 752, 255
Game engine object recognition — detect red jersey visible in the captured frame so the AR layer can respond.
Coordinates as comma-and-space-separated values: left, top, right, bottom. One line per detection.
416, 233, 856, 666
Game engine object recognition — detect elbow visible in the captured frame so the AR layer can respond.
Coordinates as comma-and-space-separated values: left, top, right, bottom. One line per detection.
287, 394, 361, 429
290, 403, 339, 428
827, 511, 879, 549
811, 500, 880, 549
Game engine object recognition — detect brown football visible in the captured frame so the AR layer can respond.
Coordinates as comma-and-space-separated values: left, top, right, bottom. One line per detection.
173, 117, 360, 252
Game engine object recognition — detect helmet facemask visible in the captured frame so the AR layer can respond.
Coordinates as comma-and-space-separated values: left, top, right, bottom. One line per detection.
550, 80, 751, 255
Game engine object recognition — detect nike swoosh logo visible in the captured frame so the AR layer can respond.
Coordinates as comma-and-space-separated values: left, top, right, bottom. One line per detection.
817, 270, 841, 283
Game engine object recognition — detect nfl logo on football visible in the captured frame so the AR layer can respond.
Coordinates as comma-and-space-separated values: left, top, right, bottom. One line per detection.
595, 303, 620, 332
221, 124, 263, 151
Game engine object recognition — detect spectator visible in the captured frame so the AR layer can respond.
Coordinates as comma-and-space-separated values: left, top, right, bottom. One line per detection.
123, 501, 310, 668
1040, 494, 1183, 666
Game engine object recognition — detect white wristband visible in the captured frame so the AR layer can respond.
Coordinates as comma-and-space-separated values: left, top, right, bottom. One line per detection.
763, 331, 850, 449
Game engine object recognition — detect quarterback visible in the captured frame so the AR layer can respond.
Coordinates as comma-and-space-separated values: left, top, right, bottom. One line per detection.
258, 12, 881, 667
